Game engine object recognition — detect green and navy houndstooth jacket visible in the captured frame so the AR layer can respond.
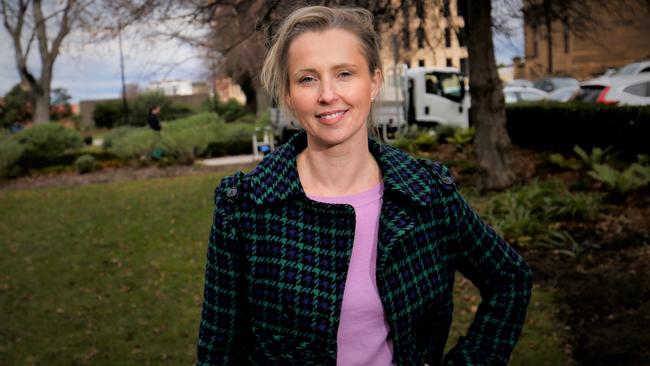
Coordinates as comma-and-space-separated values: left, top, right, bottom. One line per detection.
197, 131, 532, 366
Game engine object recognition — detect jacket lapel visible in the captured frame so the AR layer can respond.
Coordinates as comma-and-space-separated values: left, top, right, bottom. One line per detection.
376, 198, 416, 274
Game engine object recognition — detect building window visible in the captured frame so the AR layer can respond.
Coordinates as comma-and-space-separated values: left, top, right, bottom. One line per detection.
445, 28, 452, 48
443, 0, 451, 16
446, 58, 453, 67
419, 59, 425, 67
460, 57, 468, 75
563, 22, 570, 53
417, 27, 425, 49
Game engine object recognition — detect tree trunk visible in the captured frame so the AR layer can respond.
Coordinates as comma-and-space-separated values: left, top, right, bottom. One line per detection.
465, 0, 515, 190
33, 69, 52, 124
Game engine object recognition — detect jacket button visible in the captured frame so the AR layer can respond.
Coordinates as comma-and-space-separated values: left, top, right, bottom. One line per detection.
442, 176, 454, 185
225, 187, 238, 197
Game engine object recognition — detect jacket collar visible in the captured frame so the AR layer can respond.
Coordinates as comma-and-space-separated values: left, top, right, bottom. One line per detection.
242, 130, 436, 207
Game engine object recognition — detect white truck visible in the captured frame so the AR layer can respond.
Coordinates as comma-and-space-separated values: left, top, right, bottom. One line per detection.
270, 65, 470, 143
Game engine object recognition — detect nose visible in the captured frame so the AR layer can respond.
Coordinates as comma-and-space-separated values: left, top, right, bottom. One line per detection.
317, 78, 338, 104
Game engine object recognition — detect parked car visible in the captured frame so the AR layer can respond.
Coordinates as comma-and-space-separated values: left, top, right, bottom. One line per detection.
503, 86, 548, 104
506, 79, 534, 88
548, 86, 580, 102
533, 77, 579, 93
613, 60, 650, 76
575, 74, 650, 106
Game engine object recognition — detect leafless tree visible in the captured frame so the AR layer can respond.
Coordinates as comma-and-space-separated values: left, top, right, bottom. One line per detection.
0, 0, 157, 125
1, 0, 85, 124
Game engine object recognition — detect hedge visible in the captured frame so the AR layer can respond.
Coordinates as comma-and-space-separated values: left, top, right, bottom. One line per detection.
506, 102, 650, 156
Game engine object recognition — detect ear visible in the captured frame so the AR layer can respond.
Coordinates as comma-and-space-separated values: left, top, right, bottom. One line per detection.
370, 68, 382, 100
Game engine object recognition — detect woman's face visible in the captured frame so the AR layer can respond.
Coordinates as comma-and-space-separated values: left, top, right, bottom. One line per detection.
286, 28, 381, 149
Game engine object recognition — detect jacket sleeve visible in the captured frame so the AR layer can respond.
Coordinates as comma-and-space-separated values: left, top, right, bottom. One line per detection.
436, 164, 533, 366
197, 174, 248, 365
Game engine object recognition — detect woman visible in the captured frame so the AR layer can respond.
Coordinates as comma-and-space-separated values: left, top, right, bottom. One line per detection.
197, 6, 532, 366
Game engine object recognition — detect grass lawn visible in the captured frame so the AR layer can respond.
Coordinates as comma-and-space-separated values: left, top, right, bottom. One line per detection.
0, 171, 571, 365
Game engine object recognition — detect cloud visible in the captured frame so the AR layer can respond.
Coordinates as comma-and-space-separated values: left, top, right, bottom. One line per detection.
1, 20, 205, 103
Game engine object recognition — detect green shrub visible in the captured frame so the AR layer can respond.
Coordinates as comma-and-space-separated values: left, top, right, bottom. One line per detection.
107, 128, 161, 161
93, 92, 194, 128
74, 154, 96, 174
482, 180, 601, 250
506, 102, 650, 157
201, 95, 252, 122
589, 163, 650, 194
0, 138, 26, 178
548, 153, 582, 171
434, 124, 457, 142
573, 145, 612, 169
14, 123, 84, 168
93, 100, 122, 128
102, 126, 137, 148
218, 98, 249, 122
445, 127, 475, 148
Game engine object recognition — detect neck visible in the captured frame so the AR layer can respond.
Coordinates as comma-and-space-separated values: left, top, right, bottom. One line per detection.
297, 135, 382, 197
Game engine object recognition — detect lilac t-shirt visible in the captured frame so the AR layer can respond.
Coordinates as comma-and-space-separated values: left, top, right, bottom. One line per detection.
308, 183, 394, 366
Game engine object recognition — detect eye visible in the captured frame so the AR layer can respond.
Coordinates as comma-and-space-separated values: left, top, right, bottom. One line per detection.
338, 70, 353, 79
298, 75, 317, 84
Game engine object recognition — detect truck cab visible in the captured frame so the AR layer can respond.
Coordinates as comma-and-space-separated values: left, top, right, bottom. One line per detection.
404, 66, 469, 128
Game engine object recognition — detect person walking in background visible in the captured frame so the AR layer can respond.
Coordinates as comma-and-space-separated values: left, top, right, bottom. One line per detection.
147, 105, 161, 131
197, 5, 532, 366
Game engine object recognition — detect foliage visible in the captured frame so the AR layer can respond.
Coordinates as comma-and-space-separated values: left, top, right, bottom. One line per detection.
573, 145, 612, 168
92, 92, 194, 128
445, 127, 475, 148
101, 126, 138, 149
548, 153, 582, 171
478, 180, 602, 256
106, 128, 161, 161
92, 100, 122, 128
50, 88, 73, 120
104, 113, 255, 164
13, 123, 84, 169
434, 124, 457, 142
393, 128, 438, 154
74, 154, 96, 174
589, 162, 650, 194
0, 84, 32, 128
506, 102, 650, 156
0, 123, 84, 177
202, 95, 250, 123
0, 138, 26, 178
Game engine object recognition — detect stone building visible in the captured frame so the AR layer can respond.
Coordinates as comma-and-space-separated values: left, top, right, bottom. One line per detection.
522, 0, 650, 80
379, 0, 468, 75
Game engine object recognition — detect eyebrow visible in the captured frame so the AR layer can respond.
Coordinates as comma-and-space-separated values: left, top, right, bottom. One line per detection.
294, 63, 359, 75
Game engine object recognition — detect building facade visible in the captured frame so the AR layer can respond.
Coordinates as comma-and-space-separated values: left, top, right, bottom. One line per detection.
523, 0, 650, 80
147, 80, 209, 96
379, 0, 468, 75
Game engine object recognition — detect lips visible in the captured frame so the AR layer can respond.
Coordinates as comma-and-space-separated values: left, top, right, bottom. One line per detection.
316, 109, 348, 124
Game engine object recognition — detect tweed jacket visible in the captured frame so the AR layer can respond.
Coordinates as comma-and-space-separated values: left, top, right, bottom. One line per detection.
197, 131, 532, 366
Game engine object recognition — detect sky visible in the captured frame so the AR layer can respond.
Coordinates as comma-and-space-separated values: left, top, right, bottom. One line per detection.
0, 13, 523, 104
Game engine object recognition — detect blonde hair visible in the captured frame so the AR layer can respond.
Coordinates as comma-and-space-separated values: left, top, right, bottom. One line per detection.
261, 6, 383, 115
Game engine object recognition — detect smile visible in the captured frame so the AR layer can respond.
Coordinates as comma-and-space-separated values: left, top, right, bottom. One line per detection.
316, 110, 348, 124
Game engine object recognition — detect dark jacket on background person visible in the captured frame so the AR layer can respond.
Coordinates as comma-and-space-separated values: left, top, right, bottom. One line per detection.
197, 131, 533, 366
148, 112, 161, 131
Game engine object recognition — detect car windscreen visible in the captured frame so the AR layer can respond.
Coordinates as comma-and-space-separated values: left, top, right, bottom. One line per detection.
576, 85, 605, 102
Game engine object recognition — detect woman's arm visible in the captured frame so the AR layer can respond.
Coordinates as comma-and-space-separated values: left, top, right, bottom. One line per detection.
197, 174, 248, 365
438, 166, 533, 366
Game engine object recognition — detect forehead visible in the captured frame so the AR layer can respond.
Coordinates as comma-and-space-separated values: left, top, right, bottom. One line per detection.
287, 28, 368, 71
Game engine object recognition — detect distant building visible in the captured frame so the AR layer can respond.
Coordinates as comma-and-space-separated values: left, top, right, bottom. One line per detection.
380, 0, 468, 75
213, 77, 246, 105
523, 0, 650, 80
147, 79, 209, 96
